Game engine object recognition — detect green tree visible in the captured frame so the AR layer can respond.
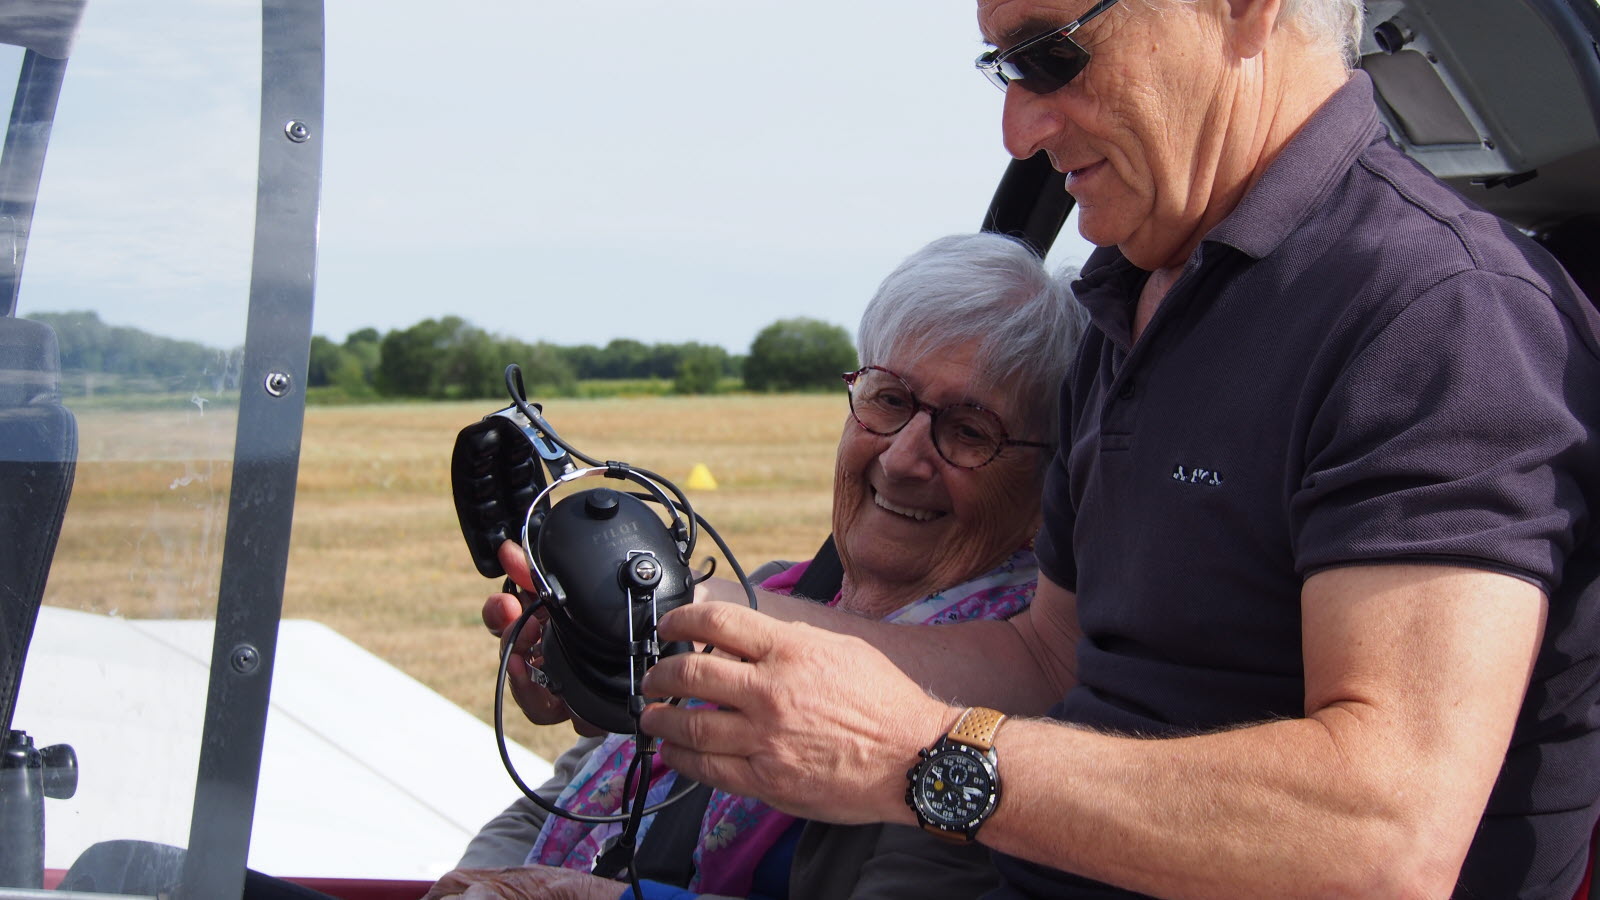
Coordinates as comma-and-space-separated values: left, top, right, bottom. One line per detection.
500, 339, 578, 397
673, 343, 728, 394
30, 310, 226, 390
376, 316, 578, 399
743, 318, 857, 392
599, 338, 652, 378
557, 344, 604, 379
343, 328, 382, 386
377, 316, 469, 397
307, 335, 346, 387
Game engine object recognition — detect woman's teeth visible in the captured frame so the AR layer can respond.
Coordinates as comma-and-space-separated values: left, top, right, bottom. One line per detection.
874, 492, 943, 521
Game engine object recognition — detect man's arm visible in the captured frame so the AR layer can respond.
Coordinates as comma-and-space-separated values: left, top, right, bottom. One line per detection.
641, 564, 1544, 898
505, 525, 1081, 718
703, 574, 1080, 714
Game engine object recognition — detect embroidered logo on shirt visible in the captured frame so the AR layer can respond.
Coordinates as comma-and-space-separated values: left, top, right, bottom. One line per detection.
1171, 464, 1224, 486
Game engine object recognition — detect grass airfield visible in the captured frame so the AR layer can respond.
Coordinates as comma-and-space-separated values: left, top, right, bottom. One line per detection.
47, 394, 842, 760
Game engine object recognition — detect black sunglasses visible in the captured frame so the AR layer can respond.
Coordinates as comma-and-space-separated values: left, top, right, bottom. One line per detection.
841, 366, 1053, 469
975, 0, 1120, 94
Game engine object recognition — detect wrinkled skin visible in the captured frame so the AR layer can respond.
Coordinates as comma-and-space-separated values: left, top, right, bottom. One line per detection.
639, 601, 953, 825
833, 339, 1046, 616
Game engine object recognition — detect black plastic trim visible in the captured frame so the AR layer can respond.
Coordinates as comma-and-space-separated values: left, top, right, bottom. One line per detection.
1533, 0, 1600, 135
0, 51, 68, 318
980, 151, 1075, 259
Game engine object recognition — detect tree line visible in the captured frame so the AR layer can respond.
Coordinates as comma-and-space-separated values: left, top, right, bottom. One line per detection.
29, 311, 859, 400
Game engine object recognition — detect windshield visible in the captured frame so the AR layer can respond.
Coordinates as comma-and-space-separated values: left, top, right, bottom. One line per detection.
6, 0, 256, 876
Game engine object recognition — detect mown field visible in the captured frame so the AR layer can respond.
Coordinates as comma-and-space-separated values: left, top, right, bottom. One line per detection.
45, 394, 844, 760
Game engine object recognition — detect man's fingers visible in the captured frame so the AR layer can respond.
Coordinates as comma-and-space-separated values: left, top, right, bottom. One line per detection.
656, 601, 780, 661
640, 701, 759, 757
641, 647, 762, 710
652, 742, 760, 800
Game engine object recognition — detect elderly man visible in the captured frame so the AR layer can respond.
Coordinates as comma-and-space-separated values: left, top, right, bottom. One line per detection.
634, 0, 1600, 897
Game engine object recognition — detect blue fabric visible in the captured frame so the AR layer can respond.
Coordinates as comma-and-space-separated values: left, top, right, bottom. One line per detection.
623, 880, 699, 900
620, 819, 803, 900
746, 819, 803, 900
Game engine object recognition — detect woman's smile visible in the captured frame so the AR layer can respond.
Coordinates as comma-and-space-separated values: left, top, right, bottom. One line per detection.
871, 487, 947, 523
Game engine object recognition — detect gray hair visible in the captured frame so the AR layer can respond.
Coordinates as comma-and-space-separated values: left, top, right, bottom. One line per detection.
856, 232, 1086, 442
1278, 0, 1365, 65
1143, 0, 1365, 66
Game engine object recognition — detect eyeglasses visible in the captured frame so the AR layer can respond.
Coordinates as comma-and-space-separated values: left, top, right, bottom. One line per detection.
975, 0, 1120, 94
841, 366, 1053, 469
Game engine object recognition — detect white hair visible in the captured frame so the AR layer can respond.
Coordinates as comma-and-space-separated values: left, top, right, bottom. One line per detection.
1277, 0, 1365, 65
856, 232, 1086, 442
1145, 0, 1365, 65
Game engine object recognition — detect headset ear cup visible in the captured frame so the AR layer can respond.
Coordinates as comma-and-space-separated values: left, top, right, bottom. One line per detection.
534, 485, 697, 734
541, 624, 638, 734
451, 411, 552, 578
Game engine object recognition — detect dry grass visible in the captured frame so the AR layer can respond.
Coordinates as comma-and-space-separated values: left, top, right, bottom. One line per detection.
45, 395, 842, 760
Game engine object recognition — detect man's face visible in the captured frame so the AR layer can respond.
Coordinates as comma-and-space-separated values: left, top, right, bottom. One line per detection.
978, 0, 1233, 270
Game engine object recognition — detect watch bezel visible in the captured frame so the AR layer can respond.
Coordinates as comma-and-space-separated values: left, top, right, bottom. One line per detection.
905, 740, 1001, 839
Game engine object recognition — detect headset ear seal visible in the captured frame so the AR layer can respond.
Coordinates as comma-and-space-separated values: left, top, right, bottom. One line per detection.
450, 410, 552, 578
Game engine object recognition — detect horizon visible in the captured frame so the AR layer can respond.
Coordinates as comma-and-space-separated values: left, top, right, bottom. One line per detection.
13, 0, 1094, 357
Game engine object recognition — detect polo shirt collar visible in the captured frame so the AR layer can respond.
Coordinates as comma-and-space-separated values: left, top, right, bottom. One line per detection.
1072, 247, 1144, 350
1208, 71, 1383, 260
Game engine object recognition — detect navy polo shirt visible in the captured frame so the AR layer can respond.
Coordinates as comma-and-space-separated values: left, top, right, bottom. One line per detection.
998, 73, 1600, 899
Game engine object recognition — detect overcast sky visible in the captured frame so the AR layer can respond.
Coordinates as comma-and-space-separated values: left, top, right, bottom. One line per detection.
17, 1, 1095, 354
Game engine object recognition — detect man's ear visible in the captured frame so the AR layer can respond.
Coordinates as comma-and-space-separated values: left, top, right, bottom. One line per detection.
1221, 0, 1282, 59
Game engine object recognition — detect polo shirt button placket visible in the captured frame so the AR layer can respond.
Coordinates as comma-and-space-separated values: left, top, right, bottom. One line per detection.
1099, 372, 1140, 452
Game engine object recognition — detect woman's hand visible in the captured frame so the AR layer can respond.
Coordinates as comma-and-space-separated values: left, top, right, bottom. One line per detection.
485, 540, 603, 736
423, 865, 624, 900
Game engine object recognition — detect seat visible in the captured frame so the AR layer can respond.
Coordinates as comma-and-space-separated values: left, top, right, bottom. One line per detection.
1535, 215, 1600, 312
0, 315, 76, 739
0, 1, 84, 743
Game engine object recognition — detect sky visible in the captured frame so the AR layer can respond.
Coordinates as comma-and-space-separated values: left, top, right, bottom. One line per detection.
14, 0, 1096, 355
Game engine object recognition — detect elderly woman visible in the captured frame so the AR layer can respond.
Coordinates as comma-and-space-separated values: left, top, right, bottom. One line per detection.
429, 232, 1083, 900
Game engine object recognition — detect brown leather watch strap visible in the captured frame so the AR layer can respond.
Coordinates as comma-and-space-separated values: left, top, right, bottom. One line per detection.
947, 706, 1007, 751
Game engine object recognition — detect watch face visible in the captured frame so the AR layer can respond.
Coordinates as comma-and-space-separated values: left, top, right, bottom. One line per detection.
912, 744, 998, 830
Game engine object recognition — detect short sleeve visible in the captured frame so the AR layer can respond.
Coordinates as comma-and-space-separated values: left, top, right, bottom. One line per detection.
1291, 268, 1599, 591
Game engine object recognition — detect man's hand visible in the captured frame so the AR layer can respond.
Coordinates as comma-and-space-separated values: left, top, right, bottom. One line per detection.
638, 601, 957, 825
423, 865, 622, 900
485, 540, 603, 736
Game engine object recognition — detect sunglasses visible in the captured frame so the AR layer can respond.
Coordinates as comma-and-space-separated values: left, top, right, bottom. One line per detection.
842, 366, 1053, 469
975, 0, 1120, 94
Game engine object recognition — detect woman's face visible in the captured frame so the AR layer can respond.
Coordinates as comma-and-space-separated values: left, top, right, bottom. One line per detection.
832, 339, 1047, 609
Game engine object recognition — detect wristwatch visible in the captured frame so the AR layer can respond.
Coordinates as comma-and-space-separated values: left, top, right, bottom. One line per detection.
905, 706, 1006, 842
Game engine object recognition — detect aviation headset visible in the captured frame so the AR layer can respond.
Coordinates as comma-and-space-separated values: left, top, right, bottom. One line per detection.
450, 366, 756, 872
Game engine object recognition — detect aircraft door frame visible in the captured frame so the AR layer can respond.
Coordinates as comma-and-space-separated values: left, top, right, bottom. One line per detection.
173, 1, 325, 896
